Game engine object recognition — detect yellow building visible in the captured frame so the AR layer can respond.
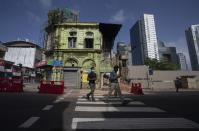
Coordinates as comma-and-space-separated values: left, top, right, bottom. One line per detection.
44, 22, 121, 88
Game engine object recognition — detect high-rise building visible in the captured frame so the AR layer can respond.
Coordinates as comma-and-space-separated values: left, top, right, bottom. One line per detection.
158, 40, 179, 65
130, 14, 159, 65
177, 53, 188, 70
185, 24, 199, 70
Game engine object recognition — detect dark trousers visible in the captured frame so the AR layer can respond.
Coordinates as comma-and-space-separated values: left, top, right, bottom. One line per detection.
87, 83, 95, 100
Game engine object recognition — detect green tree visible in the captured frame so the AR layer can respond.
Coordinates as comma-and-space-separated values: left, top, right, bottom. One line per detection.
145, 58, 159, 69
144, 58, 180, 70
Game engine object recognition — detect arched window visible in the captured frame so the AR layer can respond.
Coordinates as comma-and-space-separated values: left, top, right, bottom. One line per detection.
68, 31, 77, 48
85, 32, 94, 48
86, 32, 94, 37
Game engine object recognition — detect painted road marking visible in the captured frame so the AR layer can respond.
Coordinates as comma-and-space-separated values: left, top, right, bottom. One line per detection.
75, 106, 165, 112
42, 105, 53, 110
78, 98, 132, 101
59, 97, 64, 100
76, 101, 145, 105
19, 117, 40, 128
72, 118, 199, 129
79, 96, 122, 98
53, 99, 61, 103
53, 89, 73, 103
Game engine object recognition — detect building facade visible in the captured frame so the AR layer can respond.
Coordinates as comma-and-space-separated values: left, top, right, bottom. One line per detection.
3, 40, 42, 68
44, 22, 121, 88
158, 40, 179, 65
0, 44, 7, 59
130, 14, 159, 65
116, 42, 129, 79
185, 24, 199, 70
177, 53, 188, 70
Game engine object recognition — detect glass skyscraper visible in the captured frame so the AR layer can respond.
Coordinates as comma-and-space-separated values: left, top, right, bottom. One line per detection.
130, 14, 159, 65
185, 24, 199, 70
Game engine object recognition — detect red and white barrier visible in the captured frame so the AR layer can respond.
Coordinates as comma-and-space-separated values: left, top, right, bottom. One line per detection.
130, 82, 144, 95
38, 81, 65, 94
0, 78, 23, 92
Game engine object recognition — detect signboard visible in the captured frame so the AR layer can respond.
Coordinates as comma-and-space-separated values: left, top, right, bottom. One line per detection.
149, 68, 153, 75
48, 60, 53, 65
35, 60, 47, 67
35, 60, 64, 67
53, 60, 63, 66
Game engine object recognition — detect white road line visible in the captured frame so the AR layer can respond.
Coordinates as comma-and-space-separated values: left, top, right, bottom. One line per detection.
72, 118, 199, 129
53, 90, 73, 103
79, 96, 106, 98
79, 95, 122, 98
53, 99, 61, 103
77, 98, 132, 101
76, 101, 145, 105
63, 90, 72, 97
58, 97, 64, 100
19, 117, 40, 128
75, 106, 165, 112
42, 105, 53, 110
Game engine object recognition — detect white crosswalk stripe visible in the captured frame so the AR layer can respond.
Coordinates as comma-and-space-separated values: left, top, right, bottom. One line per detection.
75, 106, 165, 112
76, 101, 145, 105
72, 118, 199, 129
77, 97, 132, 101
72, 95, 199, 130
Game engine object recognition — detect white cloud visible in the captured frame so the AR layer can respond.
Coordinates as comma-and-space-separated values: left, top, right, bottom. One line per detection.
167, 37, 191, 70
38, 0, 53, 9
26, 11, 41, 23
110, 9, 126, 23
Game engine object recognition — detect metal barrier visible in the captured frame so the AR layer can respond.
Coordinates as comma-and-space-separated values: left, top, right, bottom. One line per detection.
38, 81, 64, 94
0, 78, 23, 92
130, 83, 144, 95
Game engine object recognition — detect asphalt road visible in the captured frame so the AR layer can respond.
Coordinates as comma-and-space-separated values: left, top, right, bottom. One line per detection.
131, 91, 199, 124
0, 89, 199, 131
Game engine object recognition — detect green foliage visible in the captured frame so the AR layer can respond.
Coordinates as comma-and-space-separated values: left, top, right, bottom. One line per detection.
144, 58, 180, 70
48, 8, 64, 25
45, 8, 64, 32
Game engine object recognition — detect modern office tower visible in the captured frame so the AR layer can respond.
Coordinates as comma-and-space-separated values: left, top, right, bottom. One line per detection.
158, 40, 179, 65
177, 53, 188, 70
130, 14, 159, 65
185, 24, 199, 70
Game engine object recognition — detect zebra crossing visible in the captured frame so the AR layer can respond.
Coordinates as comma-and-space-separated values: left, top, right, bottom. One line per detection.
72, 95, 199, 130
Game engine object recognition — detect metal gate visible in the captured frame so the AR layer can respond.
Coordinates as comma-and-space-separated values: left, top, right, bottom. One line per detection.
63, 69, 78, 88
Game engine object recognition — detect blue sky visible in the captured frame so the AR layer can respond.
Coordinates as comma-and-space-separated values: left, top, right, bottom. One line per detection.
0, 0, 199, 69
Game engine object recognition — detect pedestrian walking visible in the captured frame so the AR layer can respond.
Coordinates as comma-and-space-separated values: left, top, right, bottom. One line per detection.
86, 67, 97, 101
175, 77, 181, 92
80, 70, 83, 89
106, 65, 125, 104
